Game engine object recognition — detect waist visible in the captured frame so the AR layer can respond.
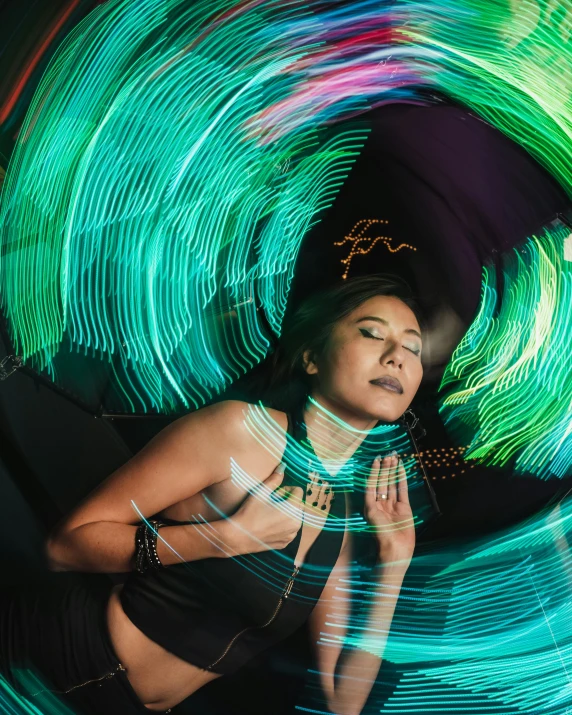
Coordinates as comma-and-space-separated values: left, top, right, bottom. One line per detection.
116, 524, 343, 675
119, 560, 315, 672
106, 585, 220, 710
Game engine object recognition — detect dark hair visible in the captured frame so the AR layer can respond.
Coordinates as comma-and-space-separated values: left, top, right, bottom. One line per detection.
258, 274, 422, 412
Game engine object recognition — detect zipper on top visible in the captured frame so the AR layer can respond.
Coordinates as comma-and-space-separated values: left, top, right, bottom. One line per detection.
31, 662, 127, 697
206, 565, 300, 671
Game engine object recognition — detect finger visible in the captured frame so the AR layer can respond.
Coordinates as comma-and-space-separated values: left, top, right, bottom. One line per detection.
273, 485, 290, 498
305, 471, 320, 499
387, 455, 399, 502
323, 482, 334, 512
284, 486, 305, 515
258, 465, 285, 491
396, 458, 409, 503
257, 464, 286, 497
315, 478, 330, 513
275, 485, 302, 501
267, 463, 286, 483
272, 486, 304, 523
377, 455, 391, 502
288, 490, 303, 526
366, 456, 382, 505
290, 486, 304, 504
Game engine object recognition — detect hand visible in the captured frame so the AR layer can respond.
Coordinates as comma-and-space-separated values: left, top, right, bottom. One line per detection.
364, 454, 415, 563
231, 466, 304, 554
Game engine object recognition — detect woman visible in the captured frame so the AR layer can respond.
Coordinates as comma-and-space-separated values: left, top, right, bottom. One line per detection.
1, 274, 422, 715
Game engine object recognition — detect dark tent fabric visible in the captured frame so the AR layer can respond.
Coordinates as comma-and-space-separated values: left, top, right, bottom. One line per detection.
291, 101, 569, 327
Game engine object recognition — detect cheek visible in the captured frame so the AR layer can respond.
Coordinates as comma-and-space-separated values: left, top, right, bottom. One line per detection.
319, 341, 359, 386
410, 362, 423, 391
331, 342, 366, 378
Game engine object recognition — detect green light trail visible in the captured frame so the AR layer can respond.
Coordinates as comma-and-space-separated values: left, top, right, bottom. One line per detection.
440, 224, 572, 478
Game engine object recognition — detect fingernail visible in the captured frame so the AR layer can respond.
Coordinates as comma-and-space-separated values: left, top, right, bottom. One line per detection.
390, 450, 398, 457
376, 454, 382, 461
276, 463, 286, 474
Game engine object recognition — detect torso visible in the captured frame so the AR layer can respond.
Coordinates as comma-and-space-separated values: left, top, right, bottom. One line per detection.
107, 491, 339, 710
106, 406, 349, 711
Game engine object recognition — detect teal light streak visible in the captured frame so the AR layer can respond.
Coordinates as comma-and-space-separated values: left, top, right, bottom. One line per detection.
0, 670, 75, 714
1, 0, 390, 413
400, 0, 572, 196
307, 495, 572, 715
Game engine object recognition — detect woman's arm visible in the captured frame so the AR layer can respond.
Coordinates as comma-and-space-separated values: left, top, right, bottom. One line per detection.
309, 454, 414, 715
46, 400, 292, 573
309, 542, 408, 715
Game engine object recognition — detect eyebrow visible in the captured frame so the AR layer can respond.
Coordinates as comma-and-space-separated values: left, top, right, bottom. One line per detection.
356, 315, 422, 340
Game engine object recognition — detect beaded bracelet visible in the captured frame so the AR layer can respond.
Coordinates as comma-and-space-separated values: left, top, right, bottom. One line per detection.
134, 519, 165, 573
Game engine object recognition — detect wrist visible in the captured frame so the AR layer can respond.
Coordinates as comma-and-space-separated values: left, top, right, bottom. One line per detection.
213, 517, 246, 558
376, 543, 413, 569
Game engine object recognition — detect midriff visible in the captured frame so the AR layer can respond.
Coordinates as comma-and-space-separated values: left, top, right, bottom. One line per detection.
106, 584, 221, 711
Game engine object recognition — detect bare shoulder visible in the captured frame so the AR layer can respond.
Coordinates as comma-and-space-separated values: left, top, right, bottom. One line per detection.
170, 400, 289, 480
56, 402, 290, 532
175, 399, 288, 437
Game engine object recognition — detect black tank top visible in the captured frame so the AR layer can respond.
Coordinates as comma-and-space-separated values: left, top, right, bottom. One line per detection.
120, 406, 376, 675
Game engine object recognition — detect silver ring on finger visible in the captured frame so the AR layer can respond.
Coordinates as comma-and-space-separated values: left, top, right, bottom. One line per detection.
377, 493, 388, 500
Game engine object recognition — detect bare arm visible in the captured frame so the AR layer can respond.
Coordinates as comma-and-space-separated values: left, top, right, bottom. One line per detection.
309, 454, 414, 715
309, 541, 408, 715
46, 401, 289, 573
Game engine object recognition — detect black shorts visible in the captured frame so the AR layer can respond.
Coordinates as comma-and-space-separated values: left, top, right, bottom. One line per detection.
0, 573, 168, 715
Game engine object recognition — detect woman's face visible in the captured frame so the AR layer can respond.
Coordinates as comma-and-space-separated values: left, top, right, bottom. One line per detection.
304, 295, 423, 425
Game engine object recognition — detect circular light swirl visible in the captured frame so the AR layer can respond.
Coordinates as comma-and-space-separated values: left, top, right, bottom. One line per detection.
242, 401, 431, 532
0, 0, 418, 413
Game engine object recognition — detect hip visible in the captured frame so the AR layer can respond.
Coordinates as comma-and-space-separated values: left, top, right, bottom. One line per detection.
106, 584, 220, 710
0, 574, 160, 715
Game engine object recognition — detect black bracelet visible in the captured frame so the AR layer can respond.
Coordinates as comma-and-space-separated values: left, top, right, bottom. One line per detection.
134, 522, 147, 573
146, 520, 163, 570
134, 520, 164, 573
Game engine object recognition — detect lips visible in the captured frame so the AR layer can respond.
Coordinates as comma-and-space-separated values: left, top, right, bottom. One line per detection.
370, 376, 404, 394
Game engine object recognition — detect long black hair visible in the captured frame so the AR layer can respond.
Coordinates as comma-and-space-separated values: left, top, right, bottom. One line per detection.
240, 274, 423, 413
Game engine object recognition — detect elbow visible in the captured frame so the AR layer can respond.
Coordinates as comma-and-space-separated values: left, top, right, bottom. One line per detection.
45, 531, 72, 572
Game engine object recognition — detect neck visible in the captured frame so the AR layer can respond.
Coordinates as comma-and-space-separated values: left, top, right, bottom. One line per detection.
302, 393, 377, 465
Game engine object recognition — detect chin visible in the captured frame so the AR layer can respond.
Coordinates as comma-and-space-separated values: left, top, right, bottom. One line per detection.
349, 400, 407, 424
368, 398, 412, 424
318, 389, 410, 425
373, 410, 404, 424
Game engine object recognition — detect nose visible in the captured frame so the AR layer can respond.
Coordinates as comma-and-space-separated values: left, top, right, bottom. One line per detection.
380, 339, 406, 369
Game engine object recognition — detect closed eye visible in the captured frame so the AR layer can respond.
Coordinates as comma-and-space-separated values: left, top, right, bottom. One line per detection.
359, 327, 383, 340
359, 328, 421, 356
